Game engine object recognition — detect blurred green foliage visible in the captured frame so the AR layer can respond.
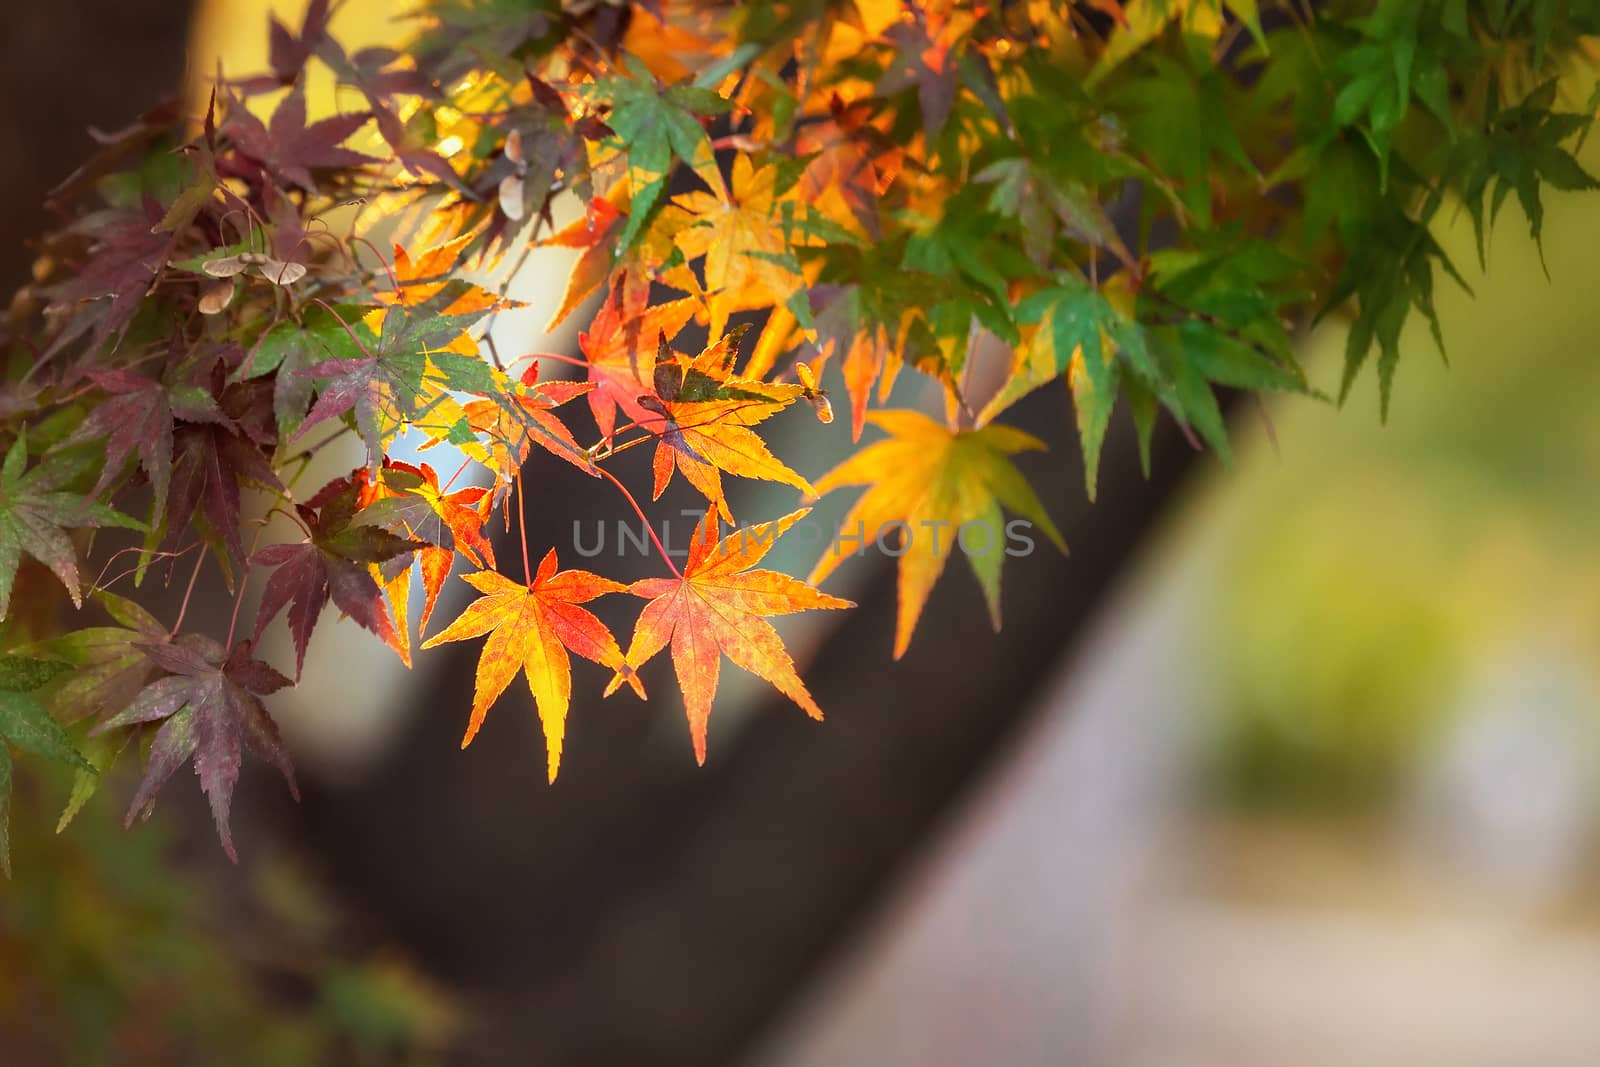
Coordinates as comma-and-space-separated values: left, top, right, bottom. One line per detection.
0, 759, 454, 1066
1193, 136, 1600, 813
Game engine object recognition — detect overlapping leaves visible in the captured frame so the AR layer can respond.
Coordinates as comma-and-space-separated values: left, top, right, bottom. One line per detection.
1, 0, 1597, 868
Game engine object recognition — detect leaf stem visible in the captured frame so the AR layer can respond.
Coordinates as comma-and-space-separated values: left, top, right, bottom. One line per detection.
511, 351, 591, 372
515, 468, 533, 585
171, 548, 206, 637
595, 465, 681, 580
349, 234, 401, 293
225, 526, 266, 650
440, 454, 473, 493
308, 297, 377, 360
225, 572, 249, 650
593, 397, 782, 460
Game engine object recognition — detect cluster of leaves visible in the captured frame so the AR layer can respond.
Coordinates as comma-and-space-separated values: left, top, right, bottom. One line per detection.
0, 0, 1596, 865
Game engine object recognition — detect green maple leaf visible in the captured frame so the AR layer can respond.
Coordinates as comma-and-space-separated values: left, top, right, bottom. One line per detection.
0, 654, 92, 877
1111, 53, 1254, 224
980, 277, 1133, 498
240, 304, 374, 437
18, 591, 168, 835
0, 432, 143, 621
975, 156, 1125, 267
294, 286, 498, 468
587, 54, 731, 252
1325, 4, 1456, 190
1456, 80, 1600, 270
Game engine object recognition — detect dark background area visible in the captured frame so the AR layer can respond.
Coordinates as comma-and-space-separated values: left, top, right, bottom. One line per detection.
0, 1, 199, 294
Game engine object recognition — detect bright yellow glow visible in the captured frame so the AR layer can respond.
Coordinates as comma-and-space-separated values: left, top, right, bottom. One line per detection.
188, 0, 408, 113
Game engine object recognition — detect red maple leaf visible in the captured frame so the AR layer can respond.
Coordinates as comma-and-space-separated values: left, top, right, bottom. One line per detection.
225, 85, 378, 191
93, 636, 297, 862
251, 474, 419, 677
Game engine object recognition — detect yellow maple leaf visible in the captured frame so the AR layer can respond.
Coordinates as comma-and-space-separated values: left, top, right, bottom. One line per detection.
672, 154, 803, 341
642, 333, 810, 523
807, 409, 1066, 658
422, 552, 639, 782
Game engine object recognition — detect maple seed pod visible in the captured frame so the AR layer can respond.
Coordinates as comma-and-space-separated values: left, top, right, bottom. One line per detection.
809, 393, 834, 425
499, 175, 526, 221
796, 361, 834, 424
202, 252, 307, 286
256, 259, 308, 285
499, 128, 528, 220
201, 255, 250, 278
199, 278, 236, 315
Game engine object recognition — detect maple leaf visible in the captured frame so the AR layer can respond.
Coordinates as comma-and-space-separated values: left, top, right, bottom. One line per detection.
42, 98, 182, 207
242, 303, 372, 436
641, 334, 811, 523
68, 368, 228, 523
50, 199, 174, 354
153, 100, 223, 237
796, 96, 905, 241
807, 410, 1066, 659
439, 363, 596, 482
977, 276, 1133, 498
607, 509, 851, 764
879, 9, 960, 144
14, 592, 172, 837
163, 377, 284, 563
382, 235, 506, 319
367, 93, 466, 191
422, 551, 635, 781
296, 289, 499, 470
353, 460, 495, 635
974, 155, 1129, 269
0, 654, 92, 876
251, 474, 419, 677
225, 85, 378, 191
318, 36, 434, 109
92, 636, 297, 862
266, 0, 330, 85
673, 154, 807, 342
0, 433, 141, 620
543, 194, 625, 331
589, 54, 730, 252
580, 272, 697, 440
20, 590, 166, 728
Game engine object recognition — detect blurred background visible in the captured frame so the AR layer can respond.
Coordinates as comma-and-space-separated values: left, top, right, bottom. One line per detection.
4, 2, 1600, 1065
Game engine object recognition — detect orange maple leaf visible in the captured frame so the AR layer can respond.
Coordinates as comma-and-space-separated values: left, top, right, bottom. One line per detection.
422, 550, 639, 782
606, 508, 852, 764
579, 271, 697, 440
428, 363, 598, 479
672, 154, 804, 341
381, 234, 508, 319
542, 194, 624, 331
358, 460, 496, 636
640, 333, 811, 523
796, 96, 904, 240
807, 410, 1066, 659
